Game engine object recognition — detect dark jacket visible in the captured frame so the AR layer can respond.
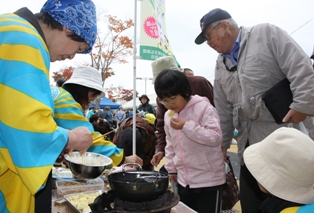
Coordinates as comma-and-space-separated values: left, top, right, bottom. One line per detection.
260, 196, 307, 213
137, 103, 156, 117
113, 117, 157, 170
97, 110, 105, 119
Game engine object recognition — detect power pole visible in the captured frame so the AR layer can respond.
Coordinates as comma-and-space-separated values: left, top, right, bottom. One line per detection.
136, 77, 153, 94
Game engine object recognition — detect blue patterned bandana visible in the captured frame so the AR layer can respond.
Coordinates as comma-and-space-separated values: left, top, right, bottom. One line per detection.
41, 0, 97, 53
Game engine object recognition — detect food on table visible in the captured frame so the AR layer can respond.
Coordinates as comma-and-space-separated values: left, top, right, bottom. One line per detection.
66, 191, 102, 212
69, 155, 107, 166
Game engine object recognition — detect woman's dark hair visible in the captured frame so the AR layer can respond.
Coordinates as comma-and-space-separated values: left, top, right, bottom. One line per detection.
154, 69, 191, 100
56, 78, 66, 87
62, 84, 101, 110
89, 114, 99, 123
35, 12, 85, 42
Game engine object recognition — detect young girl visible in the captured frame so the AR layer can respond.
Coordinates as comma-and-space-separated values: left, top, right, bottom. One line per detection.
154, 69, 226, 213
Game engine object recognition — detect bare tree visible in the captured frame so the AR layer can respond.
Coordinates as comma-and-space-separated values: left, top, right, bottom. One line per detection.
90, 15, 134, 107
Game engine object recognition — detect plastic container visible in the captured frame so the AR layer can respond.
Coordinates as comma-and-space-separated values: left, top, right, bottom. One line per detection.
56, 178, 104, 198
52, 167, 73, 179
64, 190, 106, 213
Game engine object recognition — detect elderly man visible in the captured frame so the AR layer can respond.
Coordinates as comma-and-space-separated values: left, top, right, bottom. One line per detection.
195, 8, 314, 213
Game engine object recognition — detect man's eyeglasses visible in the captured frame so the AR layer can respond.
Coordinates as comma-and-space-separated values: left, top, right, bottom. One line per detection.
204, 22, 221, 41
159, 96, 179, 106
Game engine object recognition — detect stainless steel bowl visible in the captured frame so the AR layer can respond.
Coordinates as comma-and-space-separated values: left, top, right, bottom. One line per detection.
64, 152, 112, 179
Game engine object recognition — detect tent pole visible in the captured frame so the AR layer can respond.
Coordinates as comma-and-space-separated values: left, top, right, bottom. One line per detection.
132, 0, 138, 156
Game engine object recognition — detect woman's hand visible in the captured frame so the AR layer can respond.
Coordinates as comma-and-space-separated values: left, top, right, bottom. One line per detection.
66, 126, 92, 154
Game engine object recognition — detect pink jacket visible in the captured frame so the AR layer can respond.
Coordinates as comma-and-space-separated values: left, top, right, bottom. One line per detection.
164, 95, 226, 188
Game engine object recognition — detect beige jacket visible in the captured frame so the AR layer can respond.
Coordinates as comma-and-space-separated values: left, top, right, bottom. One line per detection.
214, 24, 314, 164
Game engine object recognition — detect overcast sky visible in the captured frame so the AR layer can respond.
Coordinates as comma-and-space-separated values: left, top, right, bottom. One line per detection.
2, 0, 314, 96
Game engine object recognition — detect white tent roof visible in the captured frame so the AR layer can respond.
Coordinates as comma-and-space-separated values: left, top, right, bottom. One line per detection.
122, 93, 157, 109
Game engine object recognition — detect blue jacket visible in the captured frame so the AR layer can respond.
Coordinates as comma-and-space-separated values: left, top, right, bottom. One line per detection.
104, 110, 113, 123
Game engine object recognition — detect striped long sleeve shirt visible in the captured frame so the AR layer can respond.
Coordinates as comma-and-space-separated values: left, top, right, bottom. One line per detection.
51, 87, 124, 167
0, 10, 68, 213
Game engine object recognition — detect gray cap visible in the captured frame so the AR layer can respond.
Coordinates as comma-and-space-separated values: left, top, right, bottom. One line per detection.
151, 56, 182, 84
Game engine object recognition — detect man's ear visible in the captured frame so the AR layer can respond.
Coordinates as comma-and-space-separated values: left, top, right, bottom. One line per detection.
217, 21, 230, 37
217, 27, 225, 37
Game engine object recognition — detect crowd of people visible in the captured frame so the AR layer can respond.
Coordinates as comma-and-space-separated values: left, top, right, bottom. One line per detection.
1, 1, 314, 213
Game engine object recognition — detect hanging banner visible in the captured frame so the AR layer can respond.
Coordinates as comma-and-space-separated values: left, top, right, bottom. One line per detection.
140, 0, 179, 64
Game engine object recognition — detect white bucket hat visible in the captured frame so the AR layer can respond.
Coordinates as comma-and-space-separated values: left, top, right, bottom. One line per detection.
151, 56, 182, 84
63, 66, 103, 93
244, 127, 314, 204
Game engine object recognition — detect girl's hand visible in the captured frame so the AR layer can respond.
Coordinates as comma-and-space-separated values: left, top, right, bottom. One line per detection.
169, 174, 177, 182
170, 118, 185, 130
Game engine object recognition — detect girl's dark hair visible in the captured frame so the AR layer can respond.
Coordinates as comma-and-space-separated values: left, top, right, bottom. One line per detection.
62, 84, 101, 110
154, 69, 191, 100
35, 12, 85, 42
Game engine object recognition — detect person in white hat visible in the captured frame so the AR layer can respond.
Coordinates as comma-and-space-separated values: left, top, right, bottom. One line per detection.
243, 127, 314, 212
51, 66, 143, 168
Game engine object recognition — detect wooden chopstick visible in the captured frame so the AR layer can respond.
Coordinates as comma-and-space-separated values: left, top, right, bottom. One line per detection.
93, 130, 115, 141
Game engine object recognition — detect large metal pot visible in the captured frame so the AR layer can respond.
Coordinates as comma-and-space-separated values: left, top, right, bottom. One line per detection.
107, 163, 169, 202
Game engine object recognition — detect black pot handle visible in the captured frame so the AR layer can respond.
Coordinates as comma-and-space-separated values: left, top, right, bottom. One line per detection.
134, 175, 168, 182
121, 163, 142, 172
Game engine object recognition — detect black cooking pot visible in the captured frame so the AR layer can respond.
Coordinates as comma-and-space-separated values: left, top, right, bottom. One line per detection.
107, 163, 169, 202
